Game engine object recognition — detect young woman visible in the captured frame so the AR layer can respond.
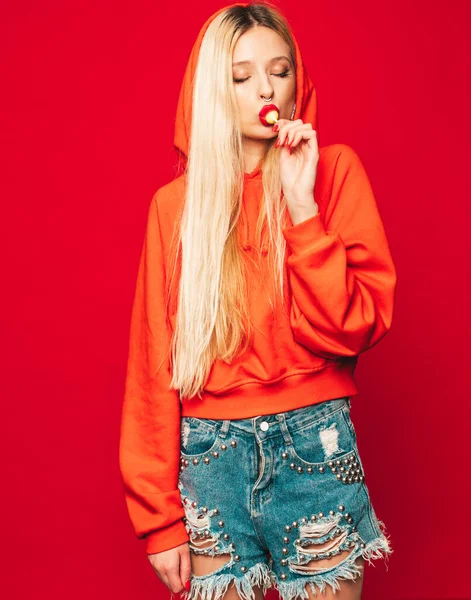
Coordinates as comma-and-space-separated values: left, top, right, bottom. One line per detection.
119, 3, 397, 600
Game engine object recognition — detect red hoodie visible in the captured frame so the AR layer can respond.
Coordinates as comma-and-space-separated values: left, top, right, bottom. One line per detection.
119, 3, 397, 555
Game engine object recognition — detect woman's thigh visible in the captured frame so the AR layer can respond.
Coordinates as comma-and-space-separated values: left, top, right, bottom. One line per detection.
178, 415, 273, 600
177, 397, 392, 600
257, 398, 392, 599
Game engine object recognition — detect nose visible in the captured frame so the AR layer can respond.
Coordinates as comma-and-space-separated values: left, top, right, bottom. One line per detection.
259, 79, 274, 102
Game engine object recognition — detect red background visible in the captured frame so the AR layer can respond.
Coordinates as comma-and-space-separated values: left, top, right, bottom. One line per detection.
1, 1, 469, 598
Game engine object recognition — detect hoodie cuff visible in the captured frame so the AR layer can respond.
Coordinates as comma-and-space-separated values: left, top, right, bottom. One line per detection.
145, 520, 190, 555
282, 212, 330, 256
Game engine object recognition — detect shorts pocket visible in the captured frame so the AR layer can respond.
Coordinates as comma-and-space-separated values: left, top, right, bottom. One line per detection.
343, 401, 358, 443
286, 406, 357, 467
180, 417, 221, 458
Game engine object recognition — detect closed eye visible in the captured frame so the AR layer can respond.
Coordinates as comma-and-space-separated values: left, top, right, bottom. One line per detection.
233, 70, 291, 84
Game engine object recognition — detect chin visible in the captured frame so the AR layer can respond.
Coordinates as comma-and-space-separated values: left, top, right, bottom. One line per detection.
242, 127, 275, 141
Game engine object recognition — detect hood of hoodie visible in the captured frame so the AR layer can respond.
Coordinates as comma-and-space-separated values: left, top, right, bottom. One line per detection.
173, 2, 320, 172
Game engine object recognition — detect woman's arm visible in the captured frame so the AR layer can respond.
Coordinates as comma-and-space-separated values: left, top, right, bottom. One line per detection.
281, 144, 398, 360
119, 192, 189, 555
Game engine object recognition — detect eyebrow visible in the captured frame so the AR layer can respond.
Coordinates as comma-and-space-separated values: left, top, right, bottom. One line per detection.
232, 55, 291, 67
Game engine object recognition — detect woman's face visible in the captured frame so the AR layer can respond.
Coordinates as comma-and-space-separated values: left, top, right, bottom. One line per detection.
232, 26, 296, 141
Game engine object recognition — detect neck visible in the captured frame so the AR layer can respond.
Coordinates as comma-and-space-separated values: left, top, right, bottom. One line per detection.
242, 136, 271, 173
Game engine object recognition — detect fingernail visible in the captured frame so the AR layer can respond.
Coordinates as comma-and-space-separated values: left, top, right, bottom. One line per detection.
273, 124, 279, 132
275, 139, 280, 148
185, 580, 191, 591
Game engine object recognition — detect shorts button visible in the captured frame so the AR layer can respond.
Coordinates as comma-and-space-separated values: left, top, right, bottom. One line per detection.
260, 421, 269, 431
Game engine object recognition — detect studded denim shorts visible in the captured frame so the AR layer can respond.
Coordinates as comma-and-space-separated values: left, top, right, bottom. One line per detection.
178, 396, 392, 600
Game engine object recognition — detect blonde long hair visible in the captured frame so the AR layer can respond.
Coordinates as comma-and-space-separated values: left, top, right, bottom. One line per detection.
168, 3, 297, 400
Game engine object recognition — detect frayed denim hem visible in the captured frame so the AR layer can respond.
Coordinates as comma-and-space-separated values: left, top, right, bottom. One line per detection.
172, 527, 391, 600
273, 526, 393, 600
175, 561, 273, 600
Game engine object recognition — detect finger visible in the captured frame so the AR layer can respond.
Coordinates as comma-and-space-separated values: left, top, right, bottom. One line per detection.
148, 555, 165, 584
277, 120, 309, 145
179, 546, 192, 591
276, 124, 312, 148
285, 124, 314, 146
158, 568, 169, 589
275, 125, 299, 148
166, 564, 184, 595
274, 118, 303, 137
289, 129, 317, 149
273, 118, 290, 130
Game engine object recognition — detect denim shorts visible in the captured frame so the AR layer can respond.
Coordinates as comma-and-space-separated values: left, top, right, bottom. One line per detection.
178, 396, 392, 600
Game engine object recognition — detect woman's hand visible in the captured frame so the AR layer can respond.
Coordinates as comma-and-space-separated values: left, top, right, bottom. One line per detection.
274, 118, 320, 225
148, 542, 192, 595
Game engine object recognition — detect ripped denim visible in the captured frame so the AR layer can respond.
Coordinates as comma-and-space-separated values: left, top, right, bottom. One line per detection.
177, 396, 392, 600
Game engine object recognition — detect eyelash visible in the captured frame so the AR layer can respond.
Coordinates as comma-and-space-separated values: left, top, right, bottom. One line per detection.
233, 70, 291, 84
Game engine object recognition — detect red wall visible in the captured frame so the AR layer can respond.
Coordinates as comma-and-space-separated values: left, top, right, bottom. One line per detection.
1, 1, 469, 598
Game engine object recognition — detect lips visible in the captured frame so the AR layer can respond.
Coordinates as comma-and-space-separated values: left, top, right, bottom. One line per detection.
259, 103, 280, 126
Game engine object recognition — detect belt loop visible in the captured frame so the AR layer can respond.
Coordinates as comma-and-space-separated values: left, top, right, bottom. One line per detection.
277, 413, 294, 446
218, 419, 231, 439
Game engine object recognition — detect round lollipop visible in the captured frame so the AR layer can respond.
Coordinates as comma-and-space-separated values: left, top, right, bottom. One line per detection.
259, 103, 279, 126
